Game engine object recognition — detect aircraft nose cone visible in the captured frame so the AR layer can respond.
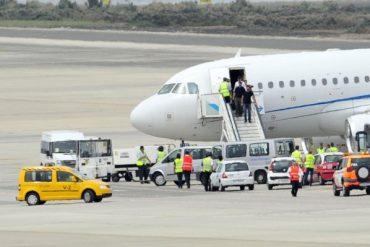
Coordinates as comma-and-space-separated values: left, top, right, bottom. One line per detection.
130, 103, 147, 132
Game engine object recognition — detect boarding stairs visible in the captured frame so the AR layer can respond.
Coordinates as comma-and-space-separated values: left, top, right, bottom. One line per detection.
198, 93, 265, 142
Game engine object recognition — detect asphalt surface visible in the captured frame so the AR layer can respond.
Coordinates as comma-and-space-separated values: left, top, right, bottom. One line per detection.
1, 28, 370, 247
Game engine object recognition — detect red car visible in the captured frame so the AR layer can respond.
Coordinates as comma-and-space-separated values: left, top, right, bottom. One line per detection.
314, 152, 343, 185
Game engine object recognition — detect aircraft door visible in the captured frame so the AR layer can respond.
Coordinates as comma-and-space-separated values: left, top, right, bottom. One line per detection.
209, 67, 229, 93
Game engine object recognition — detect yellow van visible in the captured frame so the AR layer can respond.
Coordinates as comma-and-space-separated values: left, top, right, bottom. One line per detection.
16, 166, 112, 206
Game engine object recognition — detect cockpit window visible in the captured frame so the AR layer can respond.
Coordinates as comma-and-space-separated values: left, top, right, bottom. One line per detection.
172, 83, 187, 94
158, 84, 175, 94
187, 83, 199, 94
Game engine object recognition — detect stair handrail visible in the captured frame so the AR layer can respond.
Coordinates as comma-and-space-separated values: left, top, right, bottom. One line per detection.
252, 94, 266, 139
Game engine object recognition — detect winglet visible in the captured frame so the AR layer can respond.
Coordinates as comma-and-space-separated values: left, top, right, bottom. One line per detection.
234, 48, 241, 58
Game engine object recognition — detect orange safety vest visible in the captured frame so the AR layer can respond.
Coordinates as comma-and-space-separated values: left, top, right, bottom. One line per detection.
182, 154, 193, 171
290, 165, 300, 182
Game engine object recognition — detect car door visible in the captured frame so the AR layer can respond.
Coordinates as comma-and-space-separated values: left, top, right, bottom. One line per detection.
211, 163, 223, 187
162, 149, 181, 181
334, 159, 345, 186
55, 171, 82, 200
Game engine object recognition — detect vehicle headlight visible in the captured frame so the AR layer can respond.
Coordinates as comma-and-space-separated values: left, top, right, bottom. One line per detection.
56, 160, 62, 164
100, 185, 108, 189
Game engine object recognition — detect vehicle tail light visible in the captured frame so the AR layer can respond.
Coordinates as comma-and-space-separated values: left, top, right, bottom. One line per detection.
347, 166, 354, 172
222, 172, 228, 179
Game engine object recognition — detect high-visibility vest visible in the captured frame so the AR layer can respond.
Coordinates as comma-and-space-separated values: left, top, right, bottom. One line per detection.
219, 81, 230, 97
136, 151, 148, 167
182, 154, 193, 171
330, 146, 339, 152
290, 165, 300, 181
174, 158, 183, 173
202, 157, 213, 172
291, 150, 302, 165
317, 147, 325, 154
304, 154, 315, 169
157, 151, 166, 163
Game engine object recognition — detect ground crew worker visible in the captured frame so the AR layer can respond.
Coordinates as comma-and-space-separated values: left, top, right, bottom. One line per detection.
325, 144, 331, 152
316, 143, 325, 154
216, 155, 223, 170
291, 146, 302, 166
156, 146, 166, 163
330, 142, 339, 152
173, 153, 183, 189
202, 152, 213, 192
136, 146, 151, 184
219, 77, 231, 103
182, 151, 193, 189
304, 151, 315, 186
288, 162, 303, 197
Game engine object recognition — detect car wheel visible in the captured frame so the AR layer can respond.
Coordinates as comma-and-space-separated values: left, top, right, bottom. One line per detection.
366, 187, 370, 195
240, 186, 245, 191
94, 197, 103, 203
111, 174, 120, 183
153, 173, 166, 186
342, 184, 350, 197
319, 175, 326, 185
255, 171, 267, 184
82, 190, 95, 203
26, 192, 40, 206
333, 182, 340, 197
124, 172, 133, 182
248, 185, 255, 190
267, 184, 273, 190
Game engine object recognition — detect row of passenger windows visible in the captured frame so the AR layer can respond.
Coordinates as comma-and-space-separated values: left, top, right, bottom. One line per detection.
158, 82, 199, 95
257, 75, 370, 90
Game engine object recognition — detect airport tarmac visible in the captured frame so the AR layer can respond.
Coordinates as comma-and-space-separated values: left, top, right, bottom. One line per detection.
1, 28, 370, 246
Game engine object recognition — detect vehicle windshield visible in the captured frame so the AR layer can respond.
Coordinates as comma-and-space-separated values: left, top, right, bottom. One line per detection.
225, 162, 249, 172
324, 155, 342, 163
79, 140, 111, 158
52, 141, 77, 154
158, 83, 175, 94
272, 160, 293, 172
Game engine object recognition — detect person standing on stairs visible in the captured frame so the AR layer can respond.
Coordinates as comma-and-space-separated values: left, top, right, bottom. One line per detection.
233, 78, 245, 117
242, 85, 256, 123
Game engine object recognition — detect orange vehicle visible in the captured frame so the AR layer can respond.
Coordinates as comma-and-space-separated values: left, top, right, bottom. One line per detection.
332, 154, 370, 197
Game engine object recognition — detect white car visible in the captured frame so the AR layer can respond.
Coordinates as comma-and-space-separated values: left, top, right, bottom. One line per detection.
209, 160, 254, 191
267, 157, 296, 190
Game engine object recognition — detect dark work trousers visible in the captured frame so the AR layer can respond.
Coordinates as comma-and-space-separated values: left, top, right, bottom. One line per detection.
235, 97, 243, 116
223, 96, 231, 104
304, 168, 314, 186
291, 180, 300, 197
139, 166, 149, 183
244, 103, 252, 122
203, 172, 212, 191
183, 171, 191, 188
176, 172, 183, 188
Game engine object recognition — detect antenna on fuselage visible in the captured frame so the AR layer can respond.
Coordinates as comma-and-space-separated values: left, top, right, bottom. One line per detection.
234, 48, 242, 58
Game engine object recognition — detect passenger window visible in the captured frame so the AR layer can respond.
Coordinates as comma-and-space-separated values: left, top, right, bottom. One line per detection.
274, 141, 292, 157
258, 82, 263, 90
250, 142, 269, 156
343, 77, 349, 84
41, 141, 50, 154
354, 76, 360, 83
311, 79, 317, 86
172, 83, 187, 94
226, 144, 247, 158
268, 81, 273, 89
25, 171, 52, 182
301, 80, 306, 87
187, 83, 199, 94
289, 80, 295, 87
279, 81, 284, 88
333, 78, 338, 85
57, 171, 75, 182
322, 79, 327, 86
163, 149, 181, 163
158, 84, 175, 94
365, 76, 370, 82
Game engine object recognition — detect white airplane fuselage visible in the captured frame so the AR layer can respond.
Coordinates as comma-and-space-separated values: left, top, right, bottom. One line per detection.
130, 49, 370, 141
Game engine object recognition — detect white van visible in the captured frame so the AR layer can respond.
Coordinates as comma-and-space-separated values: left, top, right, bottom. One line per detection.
212, 138, 295, 184
149, 146, 213, 186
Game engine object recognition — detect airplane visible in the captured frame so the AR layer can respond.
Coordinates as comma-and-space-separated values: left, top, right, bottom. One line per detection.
130, 49, 370, 152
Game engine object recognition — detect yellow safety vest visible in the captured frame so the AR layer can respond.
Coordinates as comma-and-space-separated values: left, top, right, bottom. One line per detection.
174, 158, 183, 173
136, 151, 148, 167
219, 81, 230, 97
291, 150, 302, 165
317, 148, 325, 154
157, 151, 166, 163
330, 147, 339, 152
202, 157, 213, 172
304, 154, 315, 169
